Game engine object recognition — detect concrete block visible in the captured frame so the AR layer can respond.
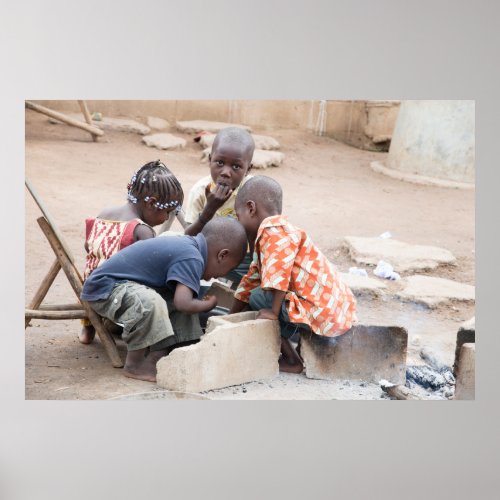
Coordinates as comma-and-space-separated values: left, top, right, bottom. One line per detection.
146, 116, 170, 130
454, 343, 475, 400
142, 133, 186, 150
396, 275, 475, 308
339, 272, 387, 297
343, 236, 456, 272
301, 324, 408, 384
156, 311, 280, 392
204, 281, 235, 310
176, 120, 251, 134
453, 317, 475, 375
199, 133, 280, 150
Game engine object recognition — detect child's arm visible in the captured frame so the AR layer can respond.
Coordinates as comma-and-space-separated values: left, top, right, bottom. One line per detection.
256, 289, 287, 320
174, 283, 217, 314
134, 224, 156, 241
184, 184, 232, 236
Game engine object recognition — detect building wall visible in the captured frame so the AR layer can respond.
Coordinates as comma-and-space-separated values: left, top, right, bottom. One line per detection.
386, 100, 475, 184
31, 100, 400, 151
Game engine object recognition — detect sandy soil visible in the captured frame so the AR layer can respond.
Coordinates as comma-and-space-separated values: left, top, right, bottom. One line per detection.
25, 110, 475, 400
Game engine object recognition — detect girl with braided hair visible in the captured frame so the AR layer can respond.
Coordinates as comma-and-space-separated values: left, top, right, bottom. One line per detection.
79, 160, 184, 344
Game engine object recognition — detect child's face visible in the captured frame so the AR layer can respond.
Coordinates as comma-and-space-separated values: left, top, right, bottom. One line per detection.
141, 202, 177, 227
209, 142, 252, 191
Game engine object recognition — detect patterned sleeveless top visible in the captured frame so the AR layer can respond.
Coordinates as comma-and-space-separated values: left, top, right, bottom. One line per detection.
83, 218, 152, 280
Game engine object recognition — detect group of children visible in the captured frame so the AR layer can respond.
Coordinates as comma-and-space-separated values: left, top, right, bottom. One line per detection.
80, 127, 357, 382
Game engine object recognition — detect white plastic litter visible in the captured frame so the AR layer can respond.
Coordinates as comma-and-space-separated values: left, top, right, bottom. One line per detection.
379, 231, 392, 239
373, 260, 401, 280
349, 267, 368, 277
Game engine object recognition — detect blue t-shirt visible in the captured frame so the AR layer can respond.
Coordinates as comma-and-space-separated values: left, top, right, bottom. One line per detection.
80, 234, 207, 302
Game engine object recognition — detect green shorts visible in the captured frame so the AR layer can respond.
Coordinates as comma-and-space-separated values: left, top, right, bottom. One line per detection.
88, 281, 203, 351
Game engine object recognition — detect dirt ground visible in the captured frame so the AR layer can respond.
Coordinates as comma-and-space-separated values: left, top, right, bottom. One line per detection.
24, 110, 475, 400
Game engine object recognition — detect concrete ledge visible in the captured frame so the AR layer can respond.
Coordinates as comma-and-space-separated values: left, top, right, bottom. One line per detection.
176, 120, 251, 134
454, 343, 475, 400
156, 311, 280, 392
371, 161, 474, 190
453, 317, 475, 375
301, 325, 408, 384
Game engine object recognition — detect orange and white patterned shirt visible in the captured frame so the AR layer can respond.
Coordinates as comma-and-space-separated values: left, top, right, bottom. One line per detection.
235, 215, 357, 337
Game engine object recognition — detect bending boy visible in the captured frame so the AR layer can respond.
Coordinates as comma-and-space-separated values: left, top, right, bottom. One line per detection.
81, 217, 247, 382
230, 176, 357, 373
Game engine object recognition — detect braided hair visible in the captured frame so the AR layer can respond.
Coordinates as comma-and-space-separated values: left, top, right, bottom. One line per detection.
126, 160, 184, 210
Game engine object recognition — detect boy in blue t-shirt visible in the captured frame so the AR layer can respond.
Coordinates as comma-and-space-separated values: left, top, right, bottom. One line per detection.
81, 217, 247, 382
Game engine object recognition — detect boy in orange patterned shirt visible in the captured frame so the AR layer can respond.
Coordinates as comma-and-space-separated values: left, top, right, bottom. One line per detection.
230, 176, 357, 373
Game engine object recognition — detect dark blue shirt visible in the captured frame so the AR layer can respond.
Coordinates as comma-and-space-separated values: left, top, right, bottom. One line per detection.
80, 234, 207, 302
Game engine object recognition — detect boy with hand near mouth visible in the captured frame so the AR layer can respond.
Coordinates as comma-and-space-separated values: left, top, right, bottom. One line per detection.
184, 127, 255, 287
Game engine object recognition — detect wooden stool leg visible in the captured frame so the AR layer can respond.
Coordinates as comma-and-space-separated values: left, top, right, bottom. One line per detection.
25, 258, 61, 328
37, 217, 123, 368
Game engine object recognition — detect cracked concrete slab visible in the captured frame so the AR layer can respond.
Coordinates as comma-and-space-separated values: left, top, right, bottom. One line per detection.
176, 120, 251, 134
199, 133, 280, 150
146, 116, 170, 130
142, 133, 186, 150
49, 114, 151, 135
339, 272, 387, 297
202, 147, 284, 168
156, 311, 280, 392
396, 275, 475, 308
343, 236, 456, 272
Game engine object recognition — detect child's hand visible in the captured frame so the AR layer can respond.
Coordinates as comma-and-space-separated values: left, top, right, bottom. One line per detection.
205, 183, 233, 211
201, 294, 218, 311
256, 309, 278, 321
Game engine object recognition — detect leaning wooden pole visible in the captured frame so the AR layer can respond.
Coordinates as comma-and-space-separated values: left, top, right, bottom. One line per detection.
77, 100, 98, 142
26, 100, 104, 140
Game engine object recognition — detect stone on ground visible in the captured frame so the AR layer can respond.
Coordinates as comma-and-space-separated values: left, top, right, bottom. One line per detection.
454, 343, 475, 400
176, 120, 251, 134
396, 275, 475, 308
142, 133, 186, 150
199, 133, 280, 150
204, 281, 235, 309
146, 116, 170, 130
156, 311, 280, 392
339, 272, 387, 296
343, 236, 456, 272
201, 147, 284, 168
300, 325, 408, 384
453, 316, 475, 375
49, 114, 151, 135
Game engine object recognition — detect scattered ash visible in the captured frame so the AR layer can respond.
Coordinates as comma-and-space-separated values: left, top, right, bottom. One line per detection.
406, 356, 455, 399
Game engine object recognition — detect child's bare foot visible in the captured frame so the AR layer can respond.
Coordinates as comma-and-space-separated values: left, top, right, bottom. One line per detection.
79, 325, 96, 344
279, 337, 304, 373
123, 348, 168, 382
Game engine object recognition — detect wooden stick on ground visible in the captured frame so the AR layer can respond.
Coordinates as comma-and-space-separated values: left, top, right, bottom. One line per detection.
77, 100, 98, 142
26, 100, 104, 139
380, 380, 424, 400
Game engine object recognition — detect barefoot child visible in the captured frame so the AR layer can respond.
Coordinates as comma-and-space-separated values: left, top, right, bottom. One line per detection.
81, 217, 248, 382
183, 126, 255, 287
80, 160, 184, 344
230, 176, 357, 373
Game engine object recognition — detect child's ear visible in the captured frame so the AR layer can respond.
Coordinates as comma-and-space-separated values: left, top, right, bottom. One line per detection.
146, 196, 157, 208
247, 200, 257, 216
217, 249, 229, 262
